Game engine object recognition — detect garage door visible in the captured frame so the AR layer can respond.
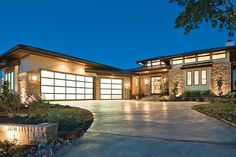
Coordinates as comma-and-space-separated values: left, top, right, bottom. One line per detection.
100, 78, 123, 100
40, 70, 93, 100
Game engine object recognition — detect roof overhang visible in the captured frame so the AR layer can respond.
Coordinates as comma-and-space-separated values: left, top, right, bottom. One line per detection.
0, 44, 121, 70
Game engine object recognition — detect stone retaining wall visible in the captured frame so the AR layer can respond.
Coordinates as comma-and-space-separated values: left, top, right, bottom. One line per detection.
0, 123, 58, 145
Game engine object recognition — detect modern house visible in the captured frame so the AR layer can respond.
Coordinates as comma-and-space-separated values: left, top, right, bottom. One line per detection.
0, 44, 236, 101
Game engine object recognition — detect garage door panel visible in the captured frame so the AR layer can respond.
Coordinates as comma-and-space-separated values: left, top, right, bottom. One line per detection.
41, 70, 94, 100
100, 78, 123, 100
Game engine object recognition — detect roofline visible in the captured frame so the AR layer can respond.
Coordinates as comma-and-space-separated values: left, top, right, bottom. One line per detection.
137, 46, 236, 64
0, 44, 121, 70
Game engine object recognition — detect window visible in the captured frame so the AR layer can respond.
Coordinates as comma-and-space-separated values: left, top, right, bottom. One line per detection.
100, 78, 123, 100
5, 71, 14, 92
186, 71, 192, 86
212, 53, 226, 59
198, 55, 210, 61
201, 70, 207, 85
172, 59, 183, 65
185, 57, 196, 63
40, 70, 93, 100
194, 71, 199, 85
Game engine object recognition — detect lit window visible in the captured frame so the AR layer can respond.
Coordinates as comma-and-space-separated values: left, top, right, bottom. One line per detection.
152, 61, 160, 66
212, 53, 226, 59
5, 71, 15, 92
194, 71, 199, 85
201, 70, 207, 85
147, 61, 152, 67
187, 71, 192, 86
185, 58, 196, 63
198, 55, 210, 61
172, 59, 183, 65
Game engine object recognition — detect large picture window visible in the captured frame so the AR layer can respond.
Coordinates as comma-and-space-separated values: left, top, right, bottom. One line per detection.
41, 70, 93, 100
100, 78, 123, 100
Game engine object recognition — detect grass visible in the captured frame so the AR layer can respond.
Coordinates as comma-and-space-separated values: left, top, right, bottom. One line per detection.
192, 103, 236, 127
0, 103, 94, 137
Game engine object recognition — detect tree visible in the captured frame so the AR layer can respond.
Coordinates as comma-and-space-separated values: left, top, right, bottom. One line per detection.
170, 0, 236, 37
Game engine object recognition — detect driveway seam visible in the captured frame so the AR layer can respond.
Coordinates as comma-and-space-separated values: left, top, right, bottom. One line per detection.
86, 131, 236, 146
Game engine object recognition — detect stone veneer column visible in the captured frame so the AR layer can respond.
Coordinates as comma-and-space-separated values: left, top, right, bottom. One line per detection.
18, 72, 40, 102
168, 68, 184, 95
211, 63, 231, 95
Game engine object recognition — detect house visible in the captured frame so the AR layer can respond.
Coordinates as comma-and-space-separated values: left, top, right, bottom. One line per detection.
0, 44, 236, 101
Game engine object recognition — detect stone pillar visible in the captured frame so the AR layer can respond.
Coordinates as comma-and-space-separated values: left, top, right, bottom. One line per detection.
211, 63, 232, 95
18, 72, 40, 102
168, 68, 184, 95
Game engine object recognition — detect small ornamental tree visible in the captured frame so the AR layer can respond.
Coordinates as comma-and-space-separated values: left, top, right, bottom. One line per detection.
172, 81, 179, 97
216, 77, 223, 96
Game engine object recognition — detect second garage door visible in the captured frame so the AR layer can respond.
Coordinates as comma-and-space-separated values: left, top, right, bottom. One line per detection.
100, 78, 123, 100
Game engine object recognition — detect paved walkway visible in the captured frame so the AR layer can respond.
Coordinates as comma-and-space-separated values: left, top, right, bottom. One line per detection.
53, 100, 236, 157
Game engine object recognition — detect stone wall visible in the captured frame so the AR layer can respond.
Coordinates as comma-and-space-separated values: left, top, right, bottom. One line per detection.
0, 123, 58, 145
168, 68, 184, 95
211, 63, 232, 95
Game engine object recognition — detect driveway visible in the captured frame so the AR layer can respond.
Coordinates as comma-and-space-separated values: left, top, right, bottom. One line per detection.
53, 100, 236, 157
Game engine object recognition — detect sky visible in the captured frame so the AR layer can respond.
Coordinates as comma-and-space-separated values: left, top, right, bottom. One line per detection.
0, 0, 235, 69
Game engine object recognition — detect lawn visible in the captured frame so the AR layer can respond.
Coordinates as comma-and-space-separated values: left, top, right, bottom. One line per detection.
192, 103, 236, 127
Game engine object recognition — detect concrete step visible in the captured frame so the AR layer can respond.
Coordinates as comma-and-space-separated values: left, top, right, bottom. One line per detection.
140, 95, 160, 101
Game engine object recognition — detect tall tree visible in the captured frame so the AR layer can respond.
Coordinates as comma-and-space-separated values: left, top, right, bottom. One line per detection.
170, 0, 236, 37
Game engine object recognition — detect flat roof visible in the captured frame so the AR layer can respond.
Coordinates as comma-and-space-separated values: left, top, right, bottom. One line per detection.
137, 46, 236, 64
0, 44, 121, 70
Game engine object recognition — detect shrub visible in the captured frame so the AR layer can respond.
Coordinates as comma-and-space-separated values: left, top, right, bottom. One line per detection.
226, 91, 236, 98
0, 81, 23, 115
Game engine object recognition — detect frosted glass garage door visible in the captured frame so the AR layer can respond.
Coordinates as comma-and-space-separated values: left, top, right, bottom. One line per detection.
41, 70, 93, 100
100, 78, 123, 100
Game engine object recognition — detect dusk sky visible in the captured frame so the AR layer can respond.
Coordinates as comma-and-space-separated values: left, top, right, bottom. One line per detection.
0, 0, 235, 69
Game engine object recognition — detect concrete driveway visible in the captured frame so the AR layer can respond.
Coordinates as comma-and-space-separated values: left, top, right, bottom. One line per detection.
53, 100, 236, 157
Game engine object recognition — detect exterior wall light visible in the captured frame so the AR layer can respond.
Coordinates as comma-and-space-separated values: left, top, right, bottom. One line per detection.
144, 79, 149, 85
31, 74, 38, 81
125, 83, 130, 89
7, 126, 15, 141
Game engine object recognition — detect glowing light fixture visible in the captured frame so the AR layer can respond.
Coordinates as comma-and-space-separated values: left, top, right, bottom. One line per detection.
31, 75, 38, 81
144, 79, 149, 85
7, 127, 15, 141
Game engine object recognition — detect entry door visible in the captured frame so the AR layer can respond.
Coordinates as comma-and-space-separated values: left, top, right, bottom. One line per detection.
151, 77, 161, 94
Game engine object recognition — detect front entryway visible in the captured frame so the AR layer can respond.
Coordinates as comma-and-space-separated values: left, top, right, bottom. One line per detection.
151, 76, 161, 94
